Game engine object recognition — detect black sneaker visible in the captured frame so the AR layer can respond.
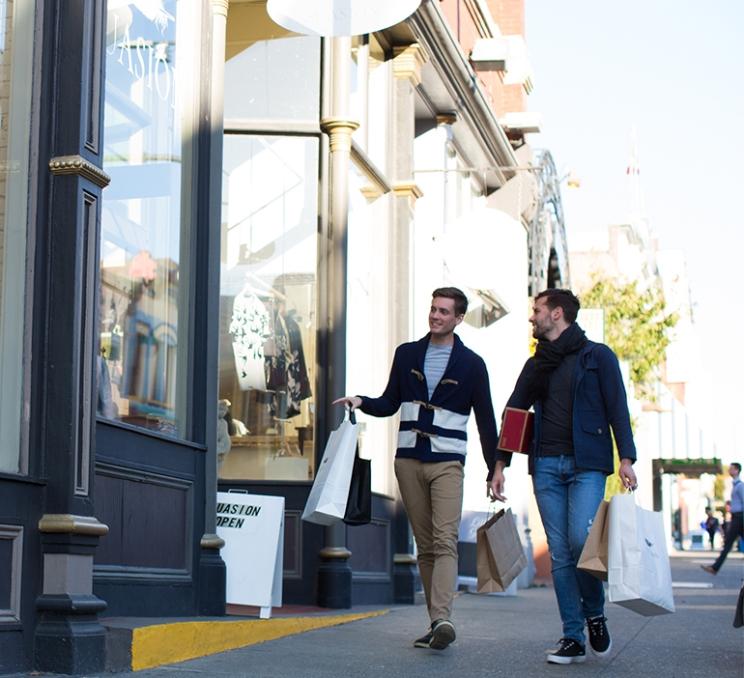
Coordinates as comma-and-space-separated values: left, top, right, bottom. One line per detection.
586, 615, 612, 657
429, 619, 456, 650
413, 627, 433, 648
546, 638, 586, 664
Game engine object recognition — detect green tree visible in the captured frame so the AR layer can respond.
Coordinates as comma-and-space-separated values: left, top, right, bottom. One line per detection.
581, 278, 677, 401
582, 278, 677, 500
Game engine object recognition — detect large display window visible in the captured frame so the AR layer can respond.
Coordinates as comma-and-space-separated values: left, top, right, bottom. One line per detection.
218, 4, 321, 482
0, 0, 34, 474
217, 135, 319, 481
98, 0, 196, 437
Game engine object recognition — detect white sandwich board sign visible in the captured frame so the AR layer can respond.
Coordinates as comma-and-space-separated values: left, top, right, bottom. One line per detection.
216, 491, 284, 619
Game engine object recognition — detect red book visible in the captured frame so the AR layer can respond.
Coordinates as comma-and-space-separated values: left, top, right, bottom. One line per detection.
498, 407, 534, 454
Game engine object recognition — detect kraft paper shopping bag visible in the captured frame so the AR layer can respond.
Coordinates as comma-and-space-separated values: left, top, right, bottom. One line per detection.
607, 492, 675, 616
476, 508, 527, 593
578, 500, 610, 581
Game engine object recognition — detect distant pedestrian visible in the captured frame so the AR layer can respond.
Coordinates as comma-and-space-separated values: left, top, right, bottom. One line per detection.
703, 508, 720, 550
334, 287, 499, 651
491, 289, 637, 665
702, 462, 744, 574
721, 501, 731, 539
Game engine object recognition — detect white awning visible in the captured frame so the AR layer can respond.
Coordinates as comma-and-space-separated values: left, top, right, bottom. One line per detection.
267, 0, 422, 37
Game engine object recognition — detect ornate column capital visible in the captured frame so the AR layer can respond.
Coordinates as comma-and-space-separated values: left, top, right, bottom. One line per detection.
49, 155, 110, 188
210, 0, 229, 18
320, 117, 360, 153
392, 44, 428, 87
392, 181, 424, 202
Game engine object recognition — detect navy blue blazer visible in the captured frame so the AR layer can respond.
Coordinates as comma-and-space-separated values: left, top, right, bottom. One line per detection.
359, 334, 498, 477
496, 339, 636, 474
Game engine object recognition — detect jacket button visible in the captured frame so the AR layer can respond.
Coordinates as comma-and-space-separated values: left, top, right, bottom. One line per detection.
597, 428, 603, 434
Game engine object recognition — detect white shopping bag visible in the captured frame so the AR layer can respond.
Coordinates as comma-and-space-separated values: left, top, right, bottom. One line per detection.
607, 492, 675, 616
301, 409, 359, 525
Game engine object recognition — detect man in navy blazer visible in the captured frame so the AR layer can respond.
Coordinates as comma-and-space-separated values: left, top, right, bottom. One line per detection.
335, 287, 498, 652
490, 288, 637, 665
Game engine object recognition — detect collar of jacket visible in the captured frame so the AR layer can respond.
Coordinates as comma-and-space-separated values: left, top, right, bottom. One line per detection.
573, 340, 600, 383
414, 333, 463, 374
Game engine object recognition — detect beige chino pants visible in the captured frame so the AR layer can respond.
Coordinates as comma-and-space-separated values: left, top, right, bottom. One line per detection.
394, 457, 464, 622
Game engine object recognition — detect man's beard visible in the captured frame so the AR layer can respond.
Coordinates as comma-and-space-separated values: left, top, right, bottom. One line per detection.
532, 325, 547, 339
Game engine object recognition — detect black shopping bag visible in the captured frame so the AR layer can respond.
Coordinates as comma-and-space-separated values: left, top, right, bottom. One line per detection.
343, 448, 371, 526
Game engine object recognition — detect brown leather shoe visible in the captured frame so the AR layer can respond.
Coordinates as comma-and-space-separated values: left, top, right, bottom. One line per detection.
701, 565, 717, 575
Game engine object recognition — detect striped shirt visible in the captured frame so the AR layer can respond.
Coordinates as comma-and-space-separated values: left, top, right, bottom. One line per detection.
424, 343, 452, 399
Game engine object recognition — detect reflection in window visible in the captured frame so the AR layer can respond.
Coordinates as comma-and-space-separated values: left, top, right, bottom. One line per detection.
99, 0, 186, 436
0, 0, 33, 474
224, 6, 320, 123
218, 136, 318, 481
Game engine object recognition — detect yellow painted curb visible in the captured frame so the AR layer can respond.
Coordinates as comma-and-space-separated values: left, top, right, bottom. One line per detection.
131, 609, 389, 671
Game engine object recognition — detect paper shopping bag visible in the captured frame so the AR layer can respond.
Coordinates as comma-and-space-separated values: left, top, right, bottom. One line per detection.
343, 449, 371, 526
476, 508, 528, 593
578, 500, 610, 581
302, 410, 358, 525
607, 493, 675, 616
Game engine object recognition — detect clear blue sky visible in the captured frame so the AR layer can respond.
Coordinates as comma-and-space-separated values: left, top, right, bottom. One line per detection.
526, 0, 744, 458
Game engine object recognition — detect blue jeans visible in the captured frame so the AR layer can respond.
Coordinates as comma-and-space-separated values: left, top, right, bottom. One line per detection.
533, 455, 607, 643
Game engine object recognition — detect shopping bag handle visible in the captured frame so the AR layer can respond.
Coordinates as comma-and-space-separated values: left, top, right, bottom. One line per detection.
345, 406, 357, 425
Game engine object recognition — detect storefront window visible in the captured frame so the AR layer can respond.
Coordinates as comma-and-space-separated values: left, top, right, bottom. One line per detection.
218, 135, 318, 481
99, 1, 193, 437
224, 13, 320, 122
0, 0, 33, 474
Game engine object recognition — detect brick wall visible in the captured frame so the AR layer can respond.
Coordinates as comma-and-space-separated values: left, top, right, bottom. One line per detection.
437, 0, 527, 117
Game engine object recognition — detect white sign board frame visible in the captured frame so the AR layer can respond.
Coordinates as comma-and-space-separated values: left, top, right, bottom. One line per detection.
216, 491, 284, 619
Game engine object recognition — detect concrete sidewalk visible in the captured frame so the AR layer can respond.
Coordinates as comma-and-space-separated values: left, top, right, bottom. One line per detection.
109, 552, 742, 677
10, 552, 743, 677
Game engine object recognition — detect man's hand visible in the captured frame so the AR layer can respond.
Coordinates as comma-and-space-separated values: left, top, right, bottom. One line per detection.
619, 458, 637, 491
332, 395, 362, 410
488, 464, 507, 502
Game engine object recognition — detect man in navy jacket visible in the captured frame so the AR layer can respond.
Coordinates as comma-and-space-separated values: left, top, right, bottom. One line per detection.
335, 287, 498, 651
490, 288, 637, 665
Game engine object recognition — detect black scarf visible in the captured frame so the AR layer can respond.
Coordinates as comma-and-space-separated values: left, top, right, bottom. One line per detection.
527, 322, 587, 402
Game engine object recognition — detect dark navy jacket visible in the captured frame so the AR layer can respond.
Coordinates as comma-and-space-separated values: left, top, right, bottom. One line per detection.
359, 334, 498, 478
496, 339, 636, 474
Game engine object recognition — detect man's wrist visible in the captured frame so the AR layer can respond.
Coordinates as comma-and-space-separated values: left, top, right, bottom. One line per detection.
620, 458, 633, 465
495, 460, 506, 472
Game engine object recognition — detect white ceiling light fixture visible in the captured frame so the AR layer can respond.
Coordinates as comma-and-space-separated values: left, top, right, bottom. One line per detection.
267, 0, 422, 37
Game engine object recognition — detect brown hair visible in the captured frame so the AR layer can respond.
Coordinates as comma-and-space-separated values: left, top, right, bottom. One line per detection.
432, 287, 468, 316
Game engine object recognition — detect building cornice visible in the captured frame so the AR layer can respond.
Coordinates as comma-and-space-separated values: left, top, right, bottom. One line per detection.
405, 2, 518, 189
392, 43, 428, 87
